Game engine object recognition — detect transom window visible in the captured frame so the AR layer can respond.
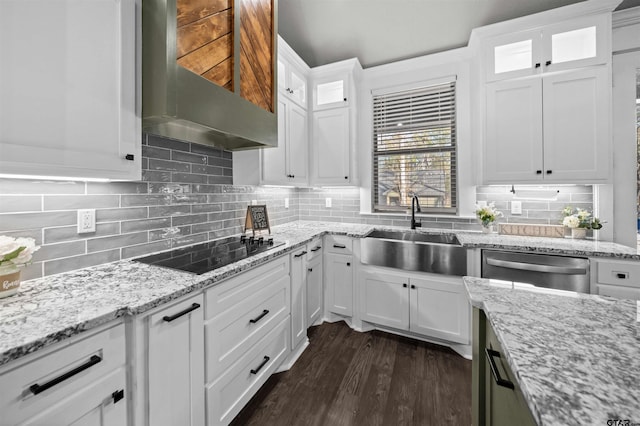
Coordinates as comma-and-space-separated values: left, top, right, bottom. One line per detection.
372, 80, 457, 214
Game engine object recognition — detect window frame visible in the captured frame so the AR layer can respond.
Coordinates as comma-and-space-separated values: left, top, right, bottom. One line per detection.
371, 79, 458, 215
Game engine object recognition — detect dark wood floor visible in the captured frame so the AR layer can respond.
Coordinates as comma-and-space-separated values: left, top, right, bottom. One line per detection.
231, 321, 472, 426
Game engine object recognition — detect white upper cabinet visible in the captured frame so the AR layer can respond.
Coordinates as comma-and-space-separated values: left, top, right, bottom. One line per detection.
484, 66, 610, 184
313, 73, 351, 110
278, 56, 307, 109
484, 14, 609, 82
0, 0, 140, 180
309, 58, 361, 186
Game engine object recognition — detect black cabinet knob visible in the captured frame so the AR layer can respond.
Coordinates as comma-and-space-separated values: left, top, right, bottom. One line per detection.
346, 262, 351, 266
343, 98, 347, 102
402, 283, 407, 288
411, 284, 416, 289
344, 176, 348, 180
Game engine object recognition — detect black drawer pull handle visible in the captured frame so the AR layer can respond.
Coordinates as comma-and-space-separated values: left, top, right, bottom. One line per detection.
30, 355, 102, 395
403, 283, 407, 288
250, 356, 270, 374
249, 309, 269, 324
485, 348, 514, 390
534, 63, 541, 68
545, 60, 552, 66
112, 389, 125, 404
311, 246, 322, 252
346, 262, 351, 266
410, 284, 416, 289
536, 170, 542, 174
163, 303, 201, 322
546, 170, 552, 174
615, 272, 628, 279
333, 244, 346, 249
294, 250, 307, 258
308, 268, 313, 272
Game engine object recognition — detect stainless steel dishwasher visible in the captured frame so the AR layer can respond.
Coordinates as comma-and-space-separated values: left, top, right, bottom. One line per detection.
481, 250, 590, 293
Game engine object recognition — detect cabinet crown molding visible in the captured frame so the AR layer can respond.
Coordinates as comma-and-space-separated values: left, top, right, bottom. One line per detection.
469, 0, 622, 45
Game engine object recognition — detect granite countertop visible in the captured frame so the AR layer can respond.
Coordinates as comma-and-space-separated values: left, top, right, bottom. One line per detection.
464, 276, 640, 426
0, 219, 637, 367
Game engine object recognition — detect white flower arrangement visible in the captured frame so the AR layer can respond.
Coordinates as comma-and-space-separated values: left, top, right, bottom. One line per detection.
0, 236, 40, 273
561, 206, 603, 230
475, 202, 504, 227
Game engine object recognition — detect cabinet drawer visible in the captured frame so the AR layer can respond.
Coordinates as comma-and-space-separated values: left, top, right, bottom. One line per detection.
595, 259, 640, 287
0, 322, 125, 425
206, 317, 289, 426
307, 238, 323, 261
324, 235, 353, 254
205, 255, 289, 320
596, 284, 640, 301
205, 274, 290, 382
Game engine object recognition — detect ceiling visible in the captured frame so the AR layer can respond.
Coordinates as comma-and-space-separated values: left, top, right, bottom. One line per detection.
278, 0, 640, 69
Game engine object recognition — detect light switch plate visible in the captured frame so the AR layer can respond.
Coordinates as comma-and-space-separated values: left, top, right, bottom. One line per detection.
511, 201, 522, 215
285, 198, 289, 209
251, 199, 258, 205
325, 198, 332, 208
77, 209, 96, 233
477, 200, 487, 208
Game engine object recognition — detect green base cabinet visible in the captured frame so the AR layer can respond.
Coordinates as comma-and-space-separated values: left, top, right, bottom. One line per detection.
472, 308, 537, 426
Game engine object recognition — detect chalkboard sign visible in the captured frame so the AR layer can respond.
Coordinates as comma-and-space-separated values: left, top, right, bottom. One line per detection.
244, 205, 270, 235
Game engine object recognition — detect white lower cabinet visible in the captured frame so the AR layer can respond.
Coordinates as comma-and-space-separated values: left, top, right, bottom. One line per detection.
591, 258, 640, 300
147, 294, 205, 426
204, 256, 291, 425
0, 322, 127, 426
324, 236, 355, 317
205, 317, 290, 426
306, 241, 324, 327
291, 247, 308, 350
359, 266, 470, 345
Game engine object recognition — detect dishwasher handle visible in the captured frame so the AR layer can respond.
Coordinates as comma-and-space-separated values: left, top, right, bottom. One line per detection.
486, 257, 587, 275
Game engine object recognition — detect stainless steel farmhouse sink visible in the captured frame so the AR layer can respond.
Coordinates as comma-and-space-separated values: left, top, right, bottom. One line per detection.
361, 230, 467, 276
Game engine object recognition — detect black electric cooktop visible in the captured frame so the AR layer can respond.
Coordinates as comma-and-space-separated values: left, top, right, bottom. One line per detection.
134, 235, 284, 275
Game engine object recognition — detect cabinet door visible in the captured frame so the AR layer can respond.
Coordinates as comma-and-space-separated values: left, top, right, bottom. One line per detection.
288, 65, 308, 108
484, 79, 543, 183
148, 295, 205, 426
312, 107, 351, 185
484, 29, 542, 82
485, 322, 536, 426
409, 276, 470, 344
542, 15, 608, 73
359, 268, 409, 330
542, 67, 610, 182
291, 249, 307, 349
21, 368, 127, 426
324, 253, 353, 317
261, 98, 289, 185
0, 0, 140, 180
287, 102, 308, 185
306, 253, 324, 327
313, 74, 350, 110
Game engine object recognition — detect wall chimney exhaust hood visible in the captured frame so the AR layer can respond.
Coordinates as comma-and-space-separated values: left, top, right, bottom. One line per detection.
142, 0, 277, 151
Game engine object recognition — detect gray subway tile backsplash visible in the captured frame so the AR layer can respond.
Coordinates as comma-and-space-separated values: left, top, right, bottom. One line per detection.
0, 133, 593, 278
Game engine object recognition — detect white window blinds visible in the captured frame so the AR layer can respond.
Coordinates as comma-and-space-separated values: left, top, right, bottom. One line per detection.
372, 81, 457, 214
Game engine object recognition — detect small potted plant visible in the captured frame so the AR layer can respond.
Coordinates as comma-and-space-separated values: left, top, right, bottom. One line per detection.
561, 206, 603, 239
0, 236, 40, 298
475, 202, 503, 233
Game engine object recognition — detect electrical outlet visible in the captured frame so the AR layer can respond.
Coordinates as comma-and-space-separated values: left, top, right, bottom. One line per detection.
477, 200, 487, 208
325, 198, 332, 208
511, 201, 522, 215
77, 209, 96, 233
251, 199, 258, 205
285, 198, 289, 209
